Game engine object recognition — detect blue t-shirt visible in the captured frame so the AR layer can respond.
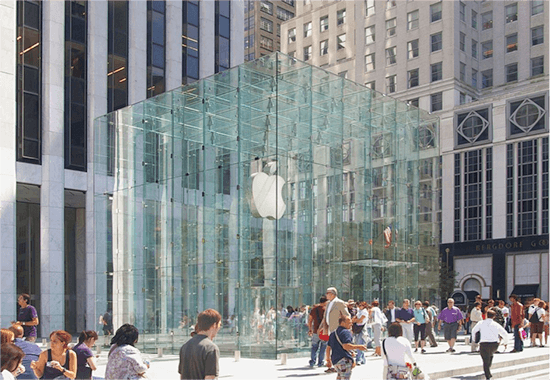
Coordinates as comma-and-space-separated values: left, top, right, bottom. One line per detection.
13, 338, 41, 379
413, 308, 427, 324
18, 305, 38, 338
328, 326, 353, 364
396, 307, 414, 322
73, 343, 94, 379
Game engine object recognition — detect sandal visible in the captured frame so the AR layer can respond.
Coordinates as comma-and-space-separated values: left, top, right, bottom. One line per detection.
325, 368, 337, 373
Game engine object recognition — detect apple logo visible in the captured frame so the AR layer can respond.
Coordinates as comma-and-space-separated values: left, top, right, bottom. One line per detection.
250, 161, 286, 220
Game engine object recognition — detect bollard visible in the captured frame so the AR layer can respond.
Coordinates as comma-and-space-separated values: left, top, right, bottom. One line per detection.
234, 350, 240, 362
158, 347, 163, 358
281, 353, 287, 365
464, 336, 470, 345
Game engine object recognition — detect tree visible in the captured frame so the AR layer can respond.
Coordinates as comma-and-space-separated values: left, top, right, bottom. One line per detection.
439, 260, 458, 300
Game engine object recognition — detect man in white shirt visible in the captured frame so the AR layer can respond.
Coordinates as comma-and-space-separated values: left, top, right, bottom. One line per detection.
469, 302, 483, 352
471, 309, 509, 380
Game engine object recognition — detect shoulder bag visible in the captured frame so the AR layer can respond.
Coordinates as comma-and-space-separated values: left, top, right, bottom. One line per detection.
382, 339, 412, 380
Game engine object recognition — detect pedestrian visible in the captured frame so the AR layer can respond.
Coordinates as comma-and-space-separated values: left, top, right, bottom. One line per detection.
12, 294, 39, 343
437, 298, 463, 353
370, 300, 387, 356
471, 309, 508, 380
99, 310, 113, 348
351, 301, 369, 365
178, 309, 222, 380
308, 296, 328, 368
396, 299, 415, 343
0, 330, 14, 345
326, 315, 367, 380
319, 287, 350, 374
422, 301, 437, 348
381, 323, 416, 380
412, 301, 427, 353
105, 324, 149, 379
9, 325, 41, 379
30, 330, 77, 379
1, 343, 26, 380
469, 302, 483, 352
499, 300, 510, 332
72, 330, 98, 379
543, 303, 549, 346
509, 294, 523, 353
528, 300, 546, 347
384, 301, 398, 331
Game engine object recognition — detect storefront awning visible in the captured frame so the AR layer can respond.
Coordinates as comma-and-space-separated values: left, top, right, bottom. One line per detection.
511, 284, 539, 298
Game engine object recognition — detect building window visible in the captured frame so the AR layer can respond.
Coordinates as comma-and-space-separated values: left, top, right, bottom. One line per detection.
409, 98, 419, 108
459, 32, 466, 51
431, 2, 442, 22
366, 0, 375, 16
16, 0, 42, 164
320, 39, 328, 55
337, 9, 346, 25
506, 145, 514, 237
337, 34, 346, 50
506, 63, 518, 83
303, 45, 312, 61
431, 92, 443, 112
459, 2, 466, 22
147, 1, 166, 94
320, 15, 328, 32
509, 95, 547, 136
365, 53, 375, 72
288, 51, 295, 58
407, 10, 419, 30
481, 69, 492, 88
408, 69, 419, 88
260, 36, 273, 50
506, 34, 518, 53
456, 107, 490, 146
460, 92, 467, 105
281, 0, 295, 6
505, 3, 518, 23
244, 34, 254, 50
431, 32, 442, 52
385, 46, 396, 65
543, 137, 549, 234
532, 26, 544, 46
471, 39, 478, 59
304, 22, 312, 37
338, 71, 348, 79
183, 0, 200, 83
260, 17, 273, 32
365, 81, 375, 91
408, 39, 419, 59
386, 18, 396, 37
215, 1, 230, 72
471, 9, 477, 29
531, 56, 544, 76
517, 140, 538, 236
65, 0, 88, 171
386, 75, 396, 93
245, 15, 255, 31
482, 40, 493, 59
532, 0, 544, 15
454, 153, 461, 241
471, 68, 478, 88
463, 150, 483, 241
365, 25, 375, 44
260, 1, 273, 15
109, 1, 129, 110
460, 62, 466, 82
288, 28, 296, 43
386, 0, 397, 10
482, 11, 492, 30
431, 62, 442, 82
486, 147, 493, 239
276, 7, 294, 21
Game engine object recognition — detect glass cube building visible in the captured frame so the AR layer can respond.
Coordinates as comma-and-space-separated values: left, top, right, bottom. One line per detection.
94, 52, 440, 358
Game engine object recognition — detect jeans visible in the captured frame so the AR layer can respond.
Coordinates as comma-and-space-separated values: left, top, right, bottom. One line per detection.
309, 333, 327, 366
513, 325, 523, 352
480, 342, 499, 379
353, 332, 366, 364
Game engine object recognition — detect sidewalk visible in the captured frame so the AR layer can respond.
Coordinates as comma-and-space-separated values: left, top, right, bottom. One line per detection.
91, 333, 549, 379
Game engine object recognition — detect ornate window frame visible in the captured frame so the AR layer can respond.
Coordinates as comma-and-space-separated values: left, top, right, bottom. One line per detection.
454, 105, 492, 148
506, 91, 548, 139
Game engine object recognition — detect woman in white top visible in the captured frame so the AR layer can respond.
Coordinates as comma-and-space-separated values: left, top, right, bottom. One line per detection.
351, 302, 369, 365
1, 343, 26, 380
370, 300, 387, 356
382, 323, 416, 380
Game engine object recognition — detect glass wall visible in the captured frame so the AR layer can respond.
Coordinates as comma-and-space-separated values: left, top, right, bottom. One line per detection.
94, 52, 440, 358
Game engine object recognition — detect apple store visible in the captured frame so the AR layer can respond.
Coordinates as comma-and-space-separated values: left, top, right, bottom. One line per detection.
93, 52, 440, 358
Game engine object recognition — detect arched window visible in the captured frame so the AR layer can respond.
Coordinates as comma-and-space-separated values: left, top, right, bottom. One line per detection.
463, 278, 482, 294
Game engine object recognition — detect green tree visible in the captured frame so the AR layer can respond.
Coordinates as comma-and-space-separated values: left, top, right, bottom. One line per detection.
439, 260, 458, 300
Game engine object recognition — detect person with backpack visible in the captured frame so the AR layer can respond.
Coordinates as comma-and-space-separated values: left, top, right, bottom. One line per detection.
412, 301, 428, 353
423, 301, 438, 348
528, 299, 546, 347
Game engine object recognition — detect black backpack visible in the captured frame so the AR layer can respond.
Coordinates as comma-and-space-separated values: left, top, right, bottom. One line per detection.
491, 307, 505, 326
529, 307, 541, 323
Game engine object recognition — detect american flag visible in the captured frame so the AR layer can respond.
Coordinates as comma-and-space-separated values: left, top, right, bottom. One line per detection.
384, 225, 392, 248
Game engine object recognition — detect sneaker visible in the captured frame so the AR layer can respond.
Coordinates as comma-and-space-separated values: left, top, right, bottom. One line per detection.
421, 349, 426, 354
451, 348, 456, 353
317, 363, 324, 367
414, 348, 418, 352
446, 348, 452, 352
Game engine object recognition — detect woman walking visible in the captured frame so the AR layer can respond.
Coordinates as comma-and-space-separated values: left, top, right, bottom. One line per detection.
370, 300, 387, 357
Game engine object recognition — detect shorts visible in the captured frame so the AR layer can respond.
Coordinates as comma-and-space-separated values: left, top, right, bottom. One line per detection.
413, 323, 426, 341
531, 322, 543, 334
443, 322, 459, 340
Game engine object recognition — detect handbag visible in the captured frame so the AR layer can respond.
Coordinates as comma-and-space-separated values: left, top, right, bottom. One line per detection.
382, 339, 412, 380
519, 327, 527, 340
352, 323, 364, 334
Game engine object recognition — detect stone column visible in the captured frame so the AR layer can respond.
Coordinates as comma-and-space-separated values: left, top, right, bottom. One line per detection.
129, 0, 146, 104
230, 0, 244, 68
86, 0, 108, 331
199, 0, 215, 78
41, 0, 66, 334
0, 0, 17, 328
166, 1, 182, 91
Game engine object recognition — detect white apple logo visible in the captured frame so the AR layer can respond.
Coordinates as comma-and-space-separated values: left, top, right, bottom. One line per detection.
250, 162, 286, 220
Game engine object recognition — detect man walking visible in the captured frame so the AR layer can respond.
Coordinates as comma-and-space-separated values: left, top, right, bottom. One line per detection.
396, 299, 415, 343
308, 296, 328, 368
326, 315, 367, 380
319, 287, 350, 373
471, 309, 508, 380
423, 301, 438, 348
438, 298, 463, 353
178, 309, 222, 380
509, 294, 523, 352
